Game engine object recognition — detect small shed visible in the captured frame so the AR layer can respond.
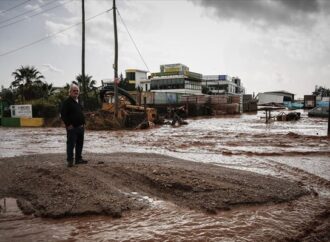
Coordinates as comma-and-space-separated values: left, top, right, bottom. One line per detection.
263, 91, 295, 102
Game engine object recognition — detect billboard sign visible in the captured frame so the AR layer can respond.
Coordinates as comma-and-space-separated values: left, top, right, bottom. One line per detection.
10, 105, 33, 118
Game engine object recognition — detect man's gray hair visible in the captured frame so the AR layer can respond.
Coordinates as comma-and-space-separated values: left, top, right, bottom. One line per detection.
69, 83, 79, 92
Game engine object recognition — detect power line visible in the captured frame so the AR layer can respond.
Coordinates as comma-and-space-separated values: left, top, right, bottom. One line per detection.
0, 0, 57, 25
0, 0, 74, 30
0, 0, 32, 14
0, 8, 113, 57
116, 8, 150, 72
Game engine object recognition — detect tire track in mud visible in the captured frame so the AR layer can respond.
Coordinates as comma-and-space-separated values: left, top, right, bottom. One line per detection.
76, 153, 311, 214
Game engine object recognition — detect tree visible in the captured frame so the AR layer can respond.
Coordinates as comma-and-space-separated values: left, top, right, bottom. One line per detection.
313, 86, 330, 97
118, 72, 127, 89
75, 74, 99, 110
40, 82, 54, 100
118, 73, 135, 91
11, 65, 45, 101
75, 74, 97, 93
0, 88, 15, 105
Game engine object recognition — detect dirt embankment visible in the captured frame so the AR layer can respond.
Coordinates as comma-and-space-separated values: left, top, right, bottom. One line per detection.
0, 153, 309, 218
43, 113, 120, 130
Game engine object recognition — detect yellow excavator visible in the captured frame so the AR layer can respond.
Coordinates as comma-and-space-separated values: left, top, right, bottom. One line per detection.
100, 85, 157, 126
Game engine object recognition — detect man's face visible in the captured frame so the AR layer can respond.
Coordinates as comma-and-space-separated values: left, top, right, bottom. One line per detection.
70, 86, 80, 99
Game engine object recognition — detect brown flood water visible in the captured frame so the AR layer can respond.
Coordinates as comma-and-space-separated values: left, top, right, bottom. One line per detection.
0, 110, 329, 241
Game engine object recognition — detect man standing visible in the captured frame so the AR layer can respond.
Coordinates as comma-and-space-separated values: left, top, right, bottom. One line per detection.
61, 84, 88, 167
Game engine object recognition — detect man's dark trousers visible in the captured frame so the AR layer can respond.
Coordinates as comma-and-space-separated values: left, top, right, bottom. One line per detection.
66, 126, 84, 163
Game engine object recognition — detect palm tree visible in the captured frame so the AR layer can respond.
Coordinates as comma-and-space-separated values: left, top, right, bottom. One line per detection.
41, 82, 54, 100
75, 74, 99, 110
75, 74, 97, 93
11, 65, 45, 101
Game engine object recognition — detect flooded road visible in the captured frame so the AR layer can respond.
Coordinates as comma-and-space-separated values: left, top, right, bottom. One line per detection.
1, 111, 329, 179
0, 110, 329, 241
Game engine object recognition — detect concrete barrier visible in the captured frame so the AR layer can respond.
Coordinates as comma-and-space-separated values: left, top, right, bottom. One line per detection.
20, 118, 44, 127
1, 117, 21, 127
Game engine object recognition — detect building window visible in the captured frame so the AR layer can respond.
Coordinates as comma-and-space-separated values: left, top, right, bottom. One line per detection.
151, 78, 185, 90
184, 80, 201, 90
126, 72, 135, 81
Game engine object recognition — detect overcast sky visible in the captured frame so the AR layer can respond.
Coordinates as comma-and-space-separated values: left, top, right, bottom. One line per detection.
0, 0, 329, 97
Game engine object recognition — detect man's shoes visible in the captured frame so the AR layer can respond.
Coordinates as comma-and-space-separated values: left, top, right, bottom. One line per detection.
76, 159, 88, 165
67, 161, 73, 167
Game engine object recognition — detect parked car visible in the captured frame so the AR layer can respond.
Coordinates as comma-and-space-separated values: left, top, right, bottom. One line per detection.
308, 106, 329, 118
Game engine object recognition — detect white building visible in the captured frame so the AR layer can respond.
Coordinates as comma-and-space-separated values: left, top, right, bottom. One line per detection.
125, 69, 149, 91
150, 63, 202, 95
202, 75, 245, 95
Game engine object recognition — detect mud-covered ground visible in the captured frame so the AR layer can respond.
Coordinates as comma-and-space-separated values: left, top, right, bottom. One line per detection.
0, 152, 309, 219
0, 112, 329, 241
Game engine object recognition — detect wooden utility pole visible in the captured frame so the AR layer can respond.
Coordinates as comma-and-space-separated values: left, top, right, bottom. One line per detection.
81, 0, 86, 108
113, 0, 119, 117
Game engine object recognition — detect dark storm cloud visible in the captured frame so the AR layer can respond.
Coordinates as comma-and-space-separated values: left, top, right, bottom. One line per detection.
190, 0, 328, 27
276, 0, 319, 12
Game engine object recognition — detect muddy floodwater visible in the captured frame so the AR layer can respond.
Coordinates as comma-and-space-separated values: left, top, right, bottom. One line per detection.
0, 110, 329, 241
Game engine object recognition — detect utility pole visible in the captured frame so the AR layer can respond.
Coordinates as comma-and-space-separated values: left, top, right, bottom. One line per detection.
81, 0, 86, 108
113, 0, 119, 117
328, 96, 330, 138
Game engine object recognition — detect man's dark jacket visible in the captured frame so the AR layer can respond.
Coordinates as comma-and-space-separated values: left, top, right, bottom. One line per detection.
60, 97, 85, 127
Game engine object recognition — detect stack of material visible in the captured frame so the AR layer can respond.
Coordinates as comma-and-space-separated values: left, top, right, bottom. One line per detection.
210, 95, 228, 115
231, 95, 241, 104
242, 94, 257, 112
180, 95, 207, 104
196, 95, 208, 104
210, 95, 228, 104
213, 104, 227, 112
180, 95, 188, 103
213, 109, 227, 115
243, 94, 252, 112
180, 95, 197, 104
226, 103, 240, 114
243, 95, 252, 103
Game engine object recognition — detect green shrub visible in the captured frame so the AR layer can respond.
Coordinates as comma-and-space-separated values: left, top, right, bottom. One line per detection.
31, 100, 58, 118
